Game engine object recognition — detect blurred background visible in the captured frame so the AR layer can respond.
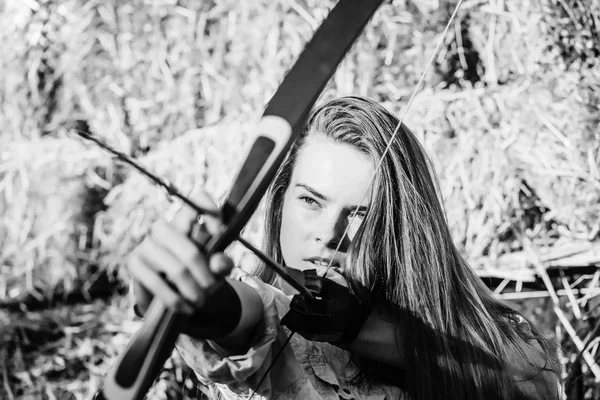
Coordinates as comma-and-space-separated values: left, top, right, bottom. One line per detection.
1, 0, 599, 398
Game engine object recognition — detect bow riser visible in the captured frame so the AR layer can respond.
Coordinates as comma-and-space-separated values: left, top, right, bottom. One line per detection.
214, 116, 293, 246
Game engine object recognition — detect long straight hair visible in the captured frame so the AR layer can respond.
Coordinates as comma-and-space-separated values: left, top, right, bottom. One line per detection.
259, 96, 558, 399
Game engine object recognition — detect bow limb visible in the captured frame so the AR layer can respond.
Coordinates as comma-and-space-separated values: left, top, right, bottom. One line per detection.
96, 1, 384, 399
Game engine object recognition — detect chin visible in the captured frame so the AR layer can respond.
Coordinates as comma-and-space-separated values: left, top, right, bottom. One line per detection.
287, 260, 325, 272
287, 264, 311, 271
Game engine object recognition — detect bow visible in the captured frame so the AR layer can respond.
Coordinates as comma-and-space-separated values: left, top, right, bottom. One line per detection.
95, 1, 385, 399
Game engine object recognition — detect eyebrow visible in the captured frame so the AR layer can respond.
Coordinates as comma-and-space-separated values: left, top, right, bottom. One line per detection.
295, 183, 369, 213
295, 183, 329, 201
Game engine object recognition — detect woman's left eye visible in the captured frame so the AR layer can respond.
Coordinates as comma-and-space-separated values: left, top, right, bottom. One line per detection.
350, 210, 366, 220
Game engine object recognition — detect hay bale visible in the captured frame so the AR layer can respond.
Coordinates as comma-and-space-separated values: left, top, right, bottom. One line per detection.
0, 133, 119, 302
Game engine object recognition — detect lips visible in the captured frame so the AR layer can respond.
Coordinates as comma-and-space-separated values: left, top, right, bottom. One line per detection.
305, 256, 342, 269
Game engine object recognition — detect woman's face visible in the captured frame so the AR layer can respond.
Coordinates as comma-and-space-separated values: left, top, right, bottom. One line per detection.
280, 135, 374, 272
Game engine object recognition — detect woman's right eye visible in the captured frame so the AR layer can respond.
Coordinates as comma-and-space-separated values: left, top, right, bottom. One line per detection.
299, 195, 319, 208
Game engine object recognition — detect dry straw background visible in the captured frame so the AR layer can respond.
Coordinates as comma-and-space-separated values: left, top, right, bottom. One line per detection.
1, 0, 599, 399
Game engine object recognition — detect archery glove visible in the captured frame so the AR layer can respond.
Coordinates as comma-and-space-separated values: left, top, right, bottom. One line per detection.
281, 269, 372, 345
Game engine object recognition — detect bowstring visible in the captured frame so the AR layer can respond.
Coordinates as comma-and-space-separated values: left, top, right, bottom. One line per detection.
320, 0, 464, 285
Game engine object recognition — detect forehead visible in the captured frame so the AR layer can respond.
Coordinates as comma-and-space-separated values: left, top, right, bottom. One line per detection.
292, 135, 374, 204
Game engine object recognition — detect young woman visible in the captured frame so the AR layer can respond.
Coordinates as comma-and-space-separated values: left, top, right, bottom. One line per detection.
129, 97, 561, 399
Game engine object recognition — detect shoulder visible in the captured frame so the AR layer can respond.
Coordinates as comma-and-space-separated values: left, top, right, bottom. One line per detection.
503, 314, 563, 400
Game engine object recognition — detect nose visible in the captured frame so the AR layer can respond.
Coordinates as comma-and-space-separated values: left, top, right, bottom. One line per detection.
314, 209, 351, 252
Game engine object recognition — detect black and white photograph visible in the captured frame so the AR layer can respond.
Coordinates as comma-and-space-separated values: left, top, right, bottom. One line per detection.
1, 0, 599, 399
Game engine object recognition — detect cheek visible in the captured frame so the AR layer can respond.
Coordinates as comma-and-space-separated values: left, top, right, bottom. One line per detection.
279, 194, 303, 265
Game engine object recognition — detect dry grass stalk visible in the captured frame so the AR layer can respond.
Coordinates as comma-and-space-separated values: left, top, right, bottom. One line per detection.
524, 239, 600, 381
497, 288, 600, 301
562, 277, 582, 319
580, 271, 600, 308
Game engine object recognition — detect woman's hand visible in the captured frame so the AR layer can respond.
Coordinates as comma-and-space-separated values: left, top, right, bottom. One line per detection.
128, 191, 234, 315
281, 265, 373, 345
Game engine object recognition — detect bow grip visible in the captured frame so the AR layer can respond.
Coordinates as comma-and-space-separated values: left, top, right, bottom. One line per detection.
98, 230, 216, 400
96, 302, 180, 400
